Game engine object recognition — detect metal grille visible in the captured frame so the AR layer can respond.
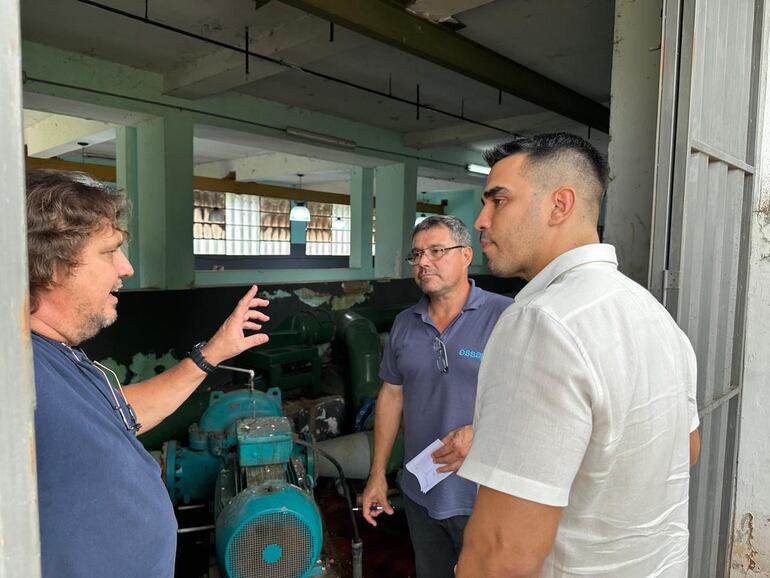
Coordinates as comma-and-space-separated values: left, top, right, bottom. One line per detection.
650, 0, 765, 575
228, 512, 314, 578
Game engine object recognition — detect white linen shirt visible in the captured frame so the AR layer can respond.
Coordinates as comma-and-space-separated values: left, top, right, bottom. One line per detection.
458, 244, 698, 577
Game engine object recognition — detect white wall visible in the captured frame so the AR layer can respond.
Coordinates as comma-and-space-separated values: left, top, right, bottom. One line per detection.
731, 11, 770, 572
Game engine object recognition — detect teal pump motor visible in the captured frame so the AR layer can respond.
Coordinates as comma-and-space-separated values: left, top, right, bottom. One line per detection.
160, 388, 323, 578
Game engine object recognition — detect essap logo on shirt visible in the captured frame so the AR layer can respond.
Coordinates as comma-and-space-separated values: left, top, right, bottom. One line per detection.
458, 348, 483, 360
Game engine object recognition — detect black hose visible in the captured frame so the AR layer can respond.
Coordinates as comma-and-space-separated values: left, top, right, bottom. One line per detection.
293, 439, 361, 544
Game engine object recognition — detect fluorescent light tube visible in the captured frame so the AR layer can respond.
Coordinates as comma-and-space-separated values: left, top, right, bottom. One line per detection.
466, 163, 491, 175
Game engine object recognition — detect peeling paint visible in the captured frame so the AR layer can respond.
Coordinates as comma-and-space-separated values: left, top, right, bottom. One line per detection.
733, 512, 758, 571
97, 351, 178, 383
755, 197, 770, 262
732, 512, 770, 576
293, 288, 332, 308
330, 281, 373, 310
287, 282, 374, 310
316, 408, 339, 436
331, 292, 368, 310
129, 351, 177, 382
341, 280, 373, 295
260, 289, 292, 300
98, 357, 129, 383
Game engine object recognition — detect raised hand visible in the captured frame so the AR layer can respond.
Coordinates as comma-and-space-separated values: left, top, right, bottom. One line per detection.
202, 285, 270, 366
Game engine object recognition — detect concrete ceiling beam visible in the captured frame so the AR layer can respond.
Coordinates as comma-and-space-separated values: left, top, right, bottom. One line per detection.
24, 112, 116, 158
163, 10, 364, 99
280, 0, 610, 132
404, 111, 585, 148
23, 93, 154, 127
195, 152, 350, 183
408, 0, 496, 24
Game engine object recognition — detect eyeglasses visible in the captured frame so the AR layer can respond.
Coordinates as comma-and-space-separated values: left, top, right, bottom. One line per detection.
406, 245, 465, 265
433, 336, 449, 374
58, 342, 142, 433
92, 361, 142, 433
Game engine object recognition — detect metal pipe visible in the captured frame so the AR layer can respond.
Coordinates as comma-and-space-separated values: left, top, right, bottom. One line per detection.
177, 524, 216, 534
177, 504, 207, 511
351, 539, 363, 578
218, 364, 256, 390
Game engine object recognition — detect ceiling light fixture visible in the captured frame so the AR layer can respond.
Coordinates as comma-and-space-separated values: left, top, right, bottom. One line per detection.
289, 173, 311, 222
289, 202, 311, 222
208, 208, 225, 223
285, 127, 357, 150
466, 163, 491, 176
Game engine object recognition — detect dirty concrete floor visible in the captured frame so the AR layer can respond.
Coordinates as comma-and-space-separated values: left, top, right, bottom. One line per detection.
316, 485, 416, 578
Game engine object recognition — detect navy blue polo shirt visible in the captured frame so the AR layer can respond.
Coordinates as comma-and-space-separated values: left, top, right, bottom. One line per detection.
379, 280, 513, 519
32, 333, 177, 578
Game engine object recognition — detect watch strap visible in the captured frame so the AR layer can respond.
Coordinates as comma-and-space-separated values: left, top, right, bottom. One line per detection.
189, 341, 217, 375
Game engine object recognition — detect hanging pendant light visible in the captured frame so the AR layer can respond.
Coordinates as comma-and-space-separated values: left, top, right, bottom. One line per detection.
208, 207, 225, 223
289, 173, 311, 222
289, 202, 311, 222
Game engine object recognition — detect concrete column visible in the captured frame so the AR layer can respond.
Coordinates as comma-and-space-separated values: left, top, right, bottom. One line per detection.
373, 162, 417, 279
290, 202, 308, 246
116, 126, 140, 290
604, 0, 664, 285
0, 0, 42, 575
349, 167, 374, 270
135, 114, 194, 289
423, 188, 486, 269
448, 188, 484, 268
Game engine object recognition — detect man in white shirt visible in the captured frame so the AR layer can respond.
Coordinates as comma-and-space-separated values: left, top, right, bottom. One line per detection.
456, 133, 701, 578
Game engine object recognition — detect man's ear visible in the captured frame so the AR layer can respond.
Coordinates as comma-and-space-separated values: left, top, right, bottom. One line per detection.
549, 186, 577, 225
50, 260, 76, 286
463, 245, 474, 266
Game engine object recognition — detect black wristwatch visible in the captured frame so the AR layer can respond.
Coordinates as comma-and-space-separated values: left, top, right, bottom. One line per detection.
189, 341, 217, 375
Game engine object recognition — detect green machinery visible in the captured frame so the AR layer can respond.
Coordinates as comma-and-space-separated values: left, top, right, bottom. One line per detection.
234, 308, 389, 414
235, 310, 335, 398
140, 306, 404, 453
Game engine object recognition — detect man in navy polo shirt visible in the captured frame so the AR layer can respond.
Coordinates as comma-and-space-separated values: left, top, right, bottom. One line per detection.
361, 215, 512, 578
27, 170, 270, 578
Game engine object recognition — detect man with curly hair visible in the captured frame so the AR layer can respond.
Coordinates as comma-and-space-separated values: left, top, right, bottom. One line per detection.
27, 169, 270, 578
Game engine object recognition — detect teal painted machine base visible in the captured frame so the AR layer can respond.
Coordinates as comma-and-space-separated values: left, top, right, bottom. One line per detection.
161, 387, 324, 578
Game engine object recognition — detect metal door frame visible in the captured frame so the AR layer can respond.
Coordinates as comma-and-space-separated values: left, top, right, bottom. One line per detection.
649, 0, 767, 575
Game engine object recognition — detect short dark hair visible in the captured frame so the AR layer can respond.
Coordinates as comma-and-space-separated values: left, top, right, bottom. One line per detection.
412, 215, 471, 246
26, 169, 128, 311
484, 132, 609, 197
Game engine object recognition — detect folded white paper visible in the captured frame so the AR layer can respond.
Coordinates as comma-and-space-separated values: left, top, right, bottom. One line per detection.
405, 438, 453, 493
